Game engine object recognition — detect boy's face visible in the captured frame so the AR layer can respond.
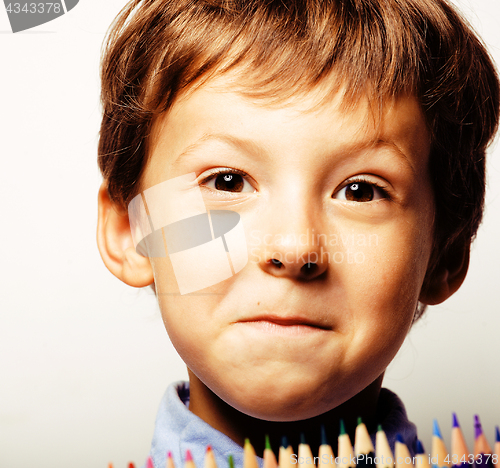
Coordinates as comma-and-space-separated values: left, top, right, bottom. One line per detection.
141, 74, 435, 421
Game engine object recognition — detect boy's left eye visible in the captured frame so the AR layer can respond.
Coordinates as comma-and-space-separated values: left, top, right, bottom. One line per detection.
199, 169, 255, 193
334, 180, 388, 202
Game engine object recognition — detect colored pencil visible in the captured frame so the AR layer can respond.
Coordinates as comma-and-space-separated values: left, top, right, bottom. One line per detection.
318, 425, 336, 467
494, 427, 499, 468
376, 425, 394, 468
129, 463, 136, 468
452, 413, 471, 468
473, 415, 493, 468
264, 435, 279, 468
228, 455, 235, 468
205, 446, 218, 468
298, 433, 316, 467
415, 440, 431, 468
337, 419, 355, 468
431, 420, 451, 468
244, 439, 260, 468
279, 436, 295, 468
395, 434, 413, 468
185, 450, 197, 468
147, 456, 155, 468
355, 418, 375, 468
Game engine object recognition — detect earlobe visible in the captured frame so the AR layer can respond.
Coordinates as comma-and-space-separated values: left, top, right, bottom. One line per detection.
96, 183, 154, 288
419, 243, 470, 305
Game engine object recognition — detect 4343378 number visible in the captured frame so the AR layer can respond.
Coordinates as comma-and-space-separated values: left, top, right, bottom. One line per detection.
5, 3, 62, 14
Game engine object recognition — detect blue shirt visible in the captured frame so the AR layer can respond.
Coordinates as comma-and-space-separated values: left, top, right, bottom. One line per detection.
145, 381, 418, 468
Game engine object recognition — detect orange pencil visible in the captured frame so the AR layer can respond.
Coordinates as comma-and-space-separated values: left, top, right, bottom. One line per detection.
264, 435, 279, 468
205, 446, 218, 468
108, 463, 114, 468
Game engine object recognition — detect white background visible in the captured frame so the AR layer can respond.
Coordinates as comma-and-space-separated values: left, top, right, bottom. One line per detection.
0, 1, 499, 467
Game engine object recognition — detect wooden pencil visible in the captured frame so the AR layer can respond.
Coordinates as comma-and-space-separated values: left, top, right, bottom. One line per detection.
494, 427, 499, 468
375, 425, 394, 468
318, 425, 336, 467
264, 435, 279, 468
473, 415, 493, 468
337, 419, 356, 468
279, 436, 295, 468
451, 413, 471, 468
432, 420, 451, 468
147, 456, 155, 468
415, 440, 431, 468
244, 439, 260, 468
395, 434, 413, 468
205, 446, 218, 468
298, 433, 316, 467
185, 450, 197, 468
355, 418, 375, 468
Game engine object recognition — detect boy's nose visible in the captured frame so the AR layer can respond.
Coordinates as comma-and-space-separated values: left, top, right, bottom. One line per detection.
257, 215, 328, 281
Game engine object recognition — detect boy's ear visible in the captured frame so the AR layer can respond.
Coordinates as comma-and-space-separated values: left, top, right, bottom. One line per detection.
419, 241, 470, 305
97, 183, 154, 287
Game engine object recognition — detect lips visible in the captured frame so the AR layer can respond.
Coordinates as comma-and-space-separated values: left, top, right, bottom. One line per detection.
237, 314, 330, 330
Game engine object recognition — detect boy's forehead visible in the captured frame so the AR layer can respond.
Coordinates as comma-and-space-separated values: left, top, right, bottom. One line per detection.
148, 72, 430, 177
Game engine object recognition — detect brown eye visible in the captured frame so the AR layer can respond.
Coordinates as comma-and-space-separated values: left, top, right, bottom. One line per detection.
334, 180, 387, 202
345, 182, 374, 202
214, 173, 244, 192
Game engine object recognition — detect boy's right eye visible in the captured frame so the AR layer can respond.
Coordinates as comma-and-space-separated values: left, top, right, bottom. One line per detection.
199, 169, 256, 194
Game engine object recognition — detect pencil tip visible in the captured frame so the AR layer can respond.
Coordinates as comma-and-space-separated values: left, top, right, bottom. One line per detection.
168, 452, 173, 459
147, 456, 155, 468
228, 455, 235, 468
339, 419, 346, 435
377, 424, 383, 433
206, 446, 212, 453
416, 440, 425, 454
496, 426, 500, 442
129, 463, 136, 468
474, 415, 483, 438
265, 434, 272, 450
300, 433, 306, 445
452, 413, 459, 428
320, 425, 328, 446
433, 419, 442, 438
357, 417, 363, 426
185, 450, 193, 463
396, 433, 404, 444
245, 438, 251, 447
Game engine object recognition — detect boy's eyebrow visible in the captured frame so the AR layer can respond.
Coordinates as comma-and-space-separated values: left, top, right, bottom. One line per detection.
173, 133, 418, 175
173, 133, 268, 165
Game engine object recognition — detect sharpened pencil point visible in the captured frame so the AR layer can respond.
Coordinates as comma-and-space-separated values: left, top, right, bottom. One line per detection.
396, 433, 404, 444
320, 425, 328, 446
496, 426, 500, 442
265, 435, 272, 451
185, 450, 193, 463
474, 415, 483, 439
357, 417, 362, 426
228, 455, 235, 468
339, 419, 346, 435
281, 436, 289, 448
452, 413, 459, 428
147, 456, 155, 468
416, 440, 425, 454
300, 433, 306, 445
206, 446, 212, 453
377, 425, 383, 432
433, 419, 442, 439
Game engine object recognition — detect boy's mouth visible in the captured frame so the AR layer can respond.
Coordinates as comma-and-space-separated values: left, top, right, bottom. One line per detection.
235, 314, 331, 335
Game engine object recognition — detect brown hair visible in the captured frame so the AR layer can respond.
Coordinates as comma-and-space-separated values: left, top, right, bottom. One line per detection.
98, 0, 499, 315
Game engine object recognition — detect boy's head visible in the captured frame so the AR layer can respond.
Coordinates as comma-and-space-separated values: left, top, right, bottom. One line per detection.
97, 0, 499, 421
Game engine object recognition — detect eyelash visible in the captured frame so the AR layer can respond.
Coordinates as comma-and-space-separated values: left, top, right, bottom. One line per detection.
199, 169, 390, 201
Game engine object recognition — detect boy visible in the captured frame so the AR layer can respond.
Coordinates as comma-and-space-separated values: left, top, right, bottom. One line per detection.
96, 0, 499, 466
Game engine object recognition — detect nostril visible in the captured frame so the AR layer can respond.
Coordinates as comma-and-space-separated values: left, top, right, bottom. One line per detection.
270, 258, 283, 268
302, 262, 317, 275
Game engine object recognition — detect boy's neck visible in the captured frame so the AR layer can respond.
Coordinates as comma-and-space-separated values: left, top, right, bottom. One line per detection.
187, 370, 383, 458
